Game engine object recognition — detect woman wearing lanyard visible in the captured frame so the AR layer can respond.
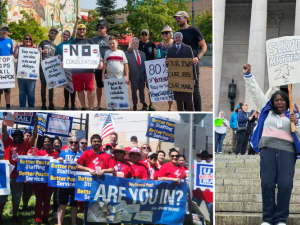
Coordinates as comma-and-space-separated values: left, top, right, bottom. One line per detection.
140, 143, 152, 163
33, 136, 59, 225
143, 152, 160, 180
109, 145, 134, 178
57, 136, 82, 225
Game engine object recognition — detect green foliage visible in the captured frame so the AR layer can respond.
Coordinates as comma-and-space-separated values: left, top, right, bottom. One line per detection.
78, 10, 101, 39
195, 9, 212, 43
8, 10, 48, 45
1, 0, 8, 25
125, 0, 189, 42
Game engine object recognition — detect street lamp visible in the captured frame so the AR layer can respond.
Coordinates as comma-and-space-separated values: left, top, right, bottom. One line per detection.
228, 79, 237, 111
51, 13, 54, 27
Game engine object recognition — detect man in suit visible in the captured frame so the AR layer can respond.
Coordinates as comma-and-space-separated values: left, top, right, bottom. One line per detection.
167, 32, 195, 111
125, 37, 148, 111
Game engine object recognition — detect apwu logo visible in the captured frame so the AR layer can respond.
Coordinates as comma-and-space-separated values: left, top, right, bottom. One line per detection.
198, 165, 213, 187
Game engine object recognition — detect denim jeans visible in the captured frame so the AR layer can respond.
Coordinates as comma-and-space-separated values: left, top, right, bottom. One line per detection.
260, 147, 296, 224
215, 131, 226, 153
17, 78, 36, 109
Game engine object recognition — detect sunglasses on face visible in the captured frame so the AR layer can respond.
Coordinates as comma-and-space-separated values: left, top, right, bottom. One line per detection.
161, 32, 170, 35
24, 38, 32, 41
114, 150, 124, 154
80, 142, 87, 145
170, 155, 179, 158
78, 28, 86, 31
142, 147, 150, 150
175, 17, 184, 21
150, 156, 157, 160
141, 33, 148, 36
1, 29, 8, 32
131, 139, 137, 142
70, 141, 78, 145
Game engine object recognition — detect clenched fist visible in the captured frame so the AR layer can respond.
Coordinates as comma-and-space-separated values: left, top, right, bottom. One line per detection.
243, 64, 251, 74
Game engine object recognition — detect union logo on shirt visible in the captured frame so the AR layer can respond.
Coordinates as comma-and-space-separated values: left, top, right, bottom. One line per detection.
174, 169, 181, 178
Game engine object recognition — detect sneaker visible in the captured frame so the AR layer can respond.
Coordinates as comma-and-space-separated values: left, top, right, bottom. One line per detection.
261, 223, 272, 225
63, 105, 69, 110
71, 105, 77, 110
42, 218, 49, 225
148, 105, 155, 111
133, 104, 137, 111
49, 104, 56, 110
142, 103, 147, 111
219, 152, 222, 154
276, 223, 286, 225
12, 216, 20, 225
41, 104, 47, 110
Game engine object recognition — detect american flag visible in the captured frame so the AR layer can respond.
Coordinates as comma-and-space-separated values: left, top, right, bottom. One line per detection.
101, 114, 114, 139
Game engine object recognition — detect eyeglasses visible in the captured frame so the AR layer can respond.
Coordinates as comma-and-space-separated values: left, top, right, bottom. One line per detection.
78, 28, 86, 31
70, 141, 78, 145
161, 32, 170, 35
175, 16, 184, 21
24, 38, 32, 41
1, 29, 8, 32
170, 155, 179, 158
150, 156, 157, 160
114, 150, 124, 154
141, 33, 148, 36
131, 139, 137, 142
142, 147, 150, 150
80, 142, 87, 145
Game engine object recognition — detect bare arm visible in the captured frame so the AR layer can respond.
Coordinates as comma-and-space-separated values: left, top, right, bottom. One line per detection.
97, 168, 114, 176
158, 176, 180, 185
198, 39, 207, 58
124, 63, 130, 84
72, 15, 80, 39
76, 163, 96, 176
14, 44, 20, 59
29, 116, 38, 146
102, 63, 106, 82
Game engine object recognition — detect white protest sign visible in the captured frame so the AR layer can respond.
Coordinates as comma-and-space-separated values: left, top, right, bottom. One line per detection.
0, 160, 10, 195
64, 69, 74, 93
104, 78, 130, 110
0, 56, 15, 88
41, 56, 67, 89
266, 36, 300, 88
17, 47, 40, 80
145, 59, 174, 102
63, 44, 100, 69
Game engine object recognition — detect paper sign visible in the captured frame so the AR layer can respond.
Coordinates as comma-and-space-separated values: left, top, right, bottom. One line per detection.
122, 204, 141, 213
194, 160, 213, 192
63, 44, 100, 69
75, 172, 92, 201
17, 47, 40, 80
134, 211, 153, 222
48, 160, 77, 188
0, 139, 4, 157
0, 160, 10, 195
3, 112, 16, 127
64, 69, 74, 93
118, 213, 133, 221
266, 36, 300, 87
45, 113, 73, 137
0, 56, 15, 88
87, 201, 109, 223
214, 118, 223, 126
104, 78, 130, 109
145, 59, 174, 102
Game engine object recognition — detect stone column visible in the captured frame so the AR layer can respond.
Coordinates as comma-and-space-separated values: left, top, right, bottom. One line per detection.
245, 0, 267, 110
214, 0, 226, 117
295, 0, 300, 35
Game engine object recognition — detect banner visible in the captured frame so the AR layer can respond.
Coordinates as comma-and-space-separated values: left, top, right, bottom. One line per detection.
64, 69, 74, 93
104, 78, 130, 110
63, 44, 100, 69
16, 156, 52, 183
88, 175, 187, 225
41, 56, 67, 89
45, 113, 73, 137
37, 113, 46, 136
266, 36, 300, 87
168, 58, 194, 93
75, 171, 92, 201
145, 116, 175, 143
14, 112, 36, 126
0, 56, 15, 88
193, 160, 213, 192
17, 47, 40, 80
0, 160, 10, 195
145, 59, 174, 102
48, 160, 77, 188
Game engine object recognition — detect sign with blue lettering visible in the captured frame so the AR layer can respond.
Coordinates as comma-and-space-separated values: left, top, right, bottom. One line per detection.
87, 174, 187, 225
14, 112, 36, 126
266, 36, 300, 87
48, 160, 77, 188
193, 160, 213, 192
0, 160, 10, 195
146, 116, 176, 143
16, 156, 52, 183
75, 171, 92, 201
37, 113, 46, 136
45, 113, 73, 137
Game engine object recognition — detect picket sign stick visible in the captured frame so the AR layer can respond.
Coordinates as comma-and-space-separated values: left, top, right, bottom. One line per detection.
288, 84, 295, 132
156, 140, 161, 153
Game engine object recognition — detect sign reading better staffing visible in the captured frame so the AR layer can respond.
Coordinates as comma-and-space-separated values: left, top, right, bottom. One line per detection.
146, 116, 176, 143
48, 160, 77, 188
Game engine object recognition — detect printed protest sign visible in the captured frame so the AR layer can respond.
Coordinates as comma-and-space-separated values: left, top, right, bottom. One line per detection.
266, 36, 300, 87
63, 44, 100, 69
168, 58, 194, 93
64, 69, 74, 93
37, 113, 46, 136
88, 174, 187, 225
145, 59, 174, 102
15, 112, 36, 126
17, 156, 52, 183
0, 56, 15, 88
45, 113, 73, 137
145, 116, 176, 143
48, 160, 77, 188
75, 172, 92, 201
0, 160, 10, 195
193, 160, 213, 192
104, 78, 130, 110
17, 47, 40, 80
41, 56, 67, 89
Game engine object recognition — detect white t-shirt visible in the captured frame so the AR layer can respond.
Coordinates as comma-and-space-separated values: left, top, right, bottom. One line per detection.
104, 49, 128, 79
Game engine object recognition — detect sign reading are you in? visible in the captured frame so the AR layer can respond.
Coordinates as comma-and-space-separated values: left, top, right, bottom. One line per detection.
63, 44, 100, 69
17, 47, 40, 80
167, 58, 194, 93
0, 56, 15, 89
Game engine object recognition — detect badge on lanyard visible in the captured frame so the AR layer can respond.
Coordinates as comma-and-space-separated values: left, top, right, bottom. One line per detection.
277, 115, 284, 128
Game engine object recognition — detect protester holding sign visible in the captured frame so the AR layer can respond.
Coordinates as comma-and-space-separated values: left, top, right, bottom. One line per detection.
243, 64, 300, 225
143, 152, 160, 180
109, 145, 134, 178
214, 110, 229, 155
128, 148, 148, 180
0, 113, 37, 224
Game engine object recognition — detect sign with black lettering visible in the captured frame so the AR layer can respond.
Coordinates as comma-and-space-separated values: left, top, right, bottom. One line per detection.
17, 47, 40, 80
104, 78, 130, 109
0, 56, 15, 88
41, 56, 67, 89
145, 59, 174, 102
168, 58, 194, 93
63, 44, 100, 69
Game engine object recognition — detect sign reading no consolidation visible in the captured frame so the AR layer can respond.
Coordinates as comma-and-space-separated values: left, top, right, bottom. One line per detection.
167, 58, 194, 93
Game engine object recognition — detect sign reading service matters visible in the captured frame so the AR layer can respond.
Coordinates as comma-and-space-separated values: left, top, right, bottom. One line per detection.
17, 47, 40, 80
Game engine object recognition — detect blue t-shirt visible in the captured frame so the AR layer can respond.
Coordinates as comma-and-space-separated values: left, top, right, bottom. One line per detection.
0, 37, 13, 56
57, 36, 74, 60
59, 148, 82, 161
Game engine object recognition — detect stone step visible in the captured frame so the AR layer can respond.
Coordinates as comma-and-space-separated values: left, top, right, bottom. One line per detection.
216, 212, 300, 225
216, 172, 300, 180
217, 179, 300, 186
216, 186, 300, 195
215, 166, 300, 174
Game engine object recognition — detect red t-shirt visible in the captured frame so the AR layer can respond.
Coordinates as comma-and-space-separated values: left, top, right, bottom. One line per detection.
143, 161, 160, 180
158, 162, 186, 179
109, 159, 134, 178
4, 137, 32, 178
130, 162, 148, 180
35, 149, 59, 159
156, 161, 163, 169
27, 147, 39, 156
77, 150, 111, 170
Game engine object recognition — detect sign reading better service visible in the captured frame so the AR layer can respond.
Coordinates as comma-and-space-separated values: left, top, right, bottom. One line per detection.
48, 160, 77, 188
146, 116, 175, 143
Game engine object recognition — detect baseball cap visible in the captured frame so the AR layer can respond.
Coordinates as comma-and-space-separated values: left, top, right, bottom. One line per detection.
49, 27, 58, 34
147, 152, 158, 158
140, 29, 149, 35
97, 22, 107, 28
173, 11, 189, 18
77, 24, 86, 29
161, 25, 173, 33
1, 24, 8, 30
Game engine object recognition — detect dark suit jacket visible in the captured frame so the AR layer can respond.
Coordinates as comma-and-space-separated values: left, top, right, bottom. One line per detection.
125, 50, 147, 83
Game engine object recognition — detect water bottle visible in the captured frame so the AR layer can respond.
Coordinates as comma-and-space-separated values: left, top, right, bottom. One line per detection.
156, 49, 161, 58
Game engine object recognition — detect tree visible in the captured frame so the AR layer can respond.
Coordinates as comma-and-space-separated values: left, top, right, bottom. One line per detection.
78, 10, 101, 39
195, 9, 212, 43
8, 10, 48, 45
1, 0, 8, 25
125, 0, 189, 42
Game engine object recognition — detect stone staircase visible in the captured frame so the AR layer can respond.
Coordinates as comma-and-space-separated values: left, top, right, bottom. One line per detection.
215, 154, 300, 225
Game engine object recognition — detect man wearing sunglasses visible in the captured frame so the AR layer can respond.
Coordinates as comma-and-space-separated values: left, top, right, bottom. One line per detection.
0, 24, 14, 110
79, 138, 88, 152
174, 11, 207, 112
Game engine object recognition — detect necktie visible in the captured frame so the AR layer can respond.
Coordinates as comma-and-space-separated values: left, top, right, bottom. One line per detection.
136, 50, 141, 66
176, 45, 180, 54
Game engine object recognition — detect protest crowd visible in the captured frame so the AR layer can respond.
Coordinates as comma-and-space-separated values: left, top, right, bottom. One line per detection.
0, 11, 207, 112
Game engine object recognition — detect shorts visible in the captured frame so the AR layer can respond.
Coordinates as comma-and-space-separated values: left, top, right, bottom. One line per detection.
59, 187, 77, 207
72, 73, 94, 92
94, 69, 104, 88
0, 178, 23, 204
0, 88, 11, 95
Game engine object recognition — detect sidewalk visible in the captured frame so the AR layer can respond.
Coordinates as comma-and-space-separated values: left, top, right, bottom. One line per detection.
0, 66, 212, 111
